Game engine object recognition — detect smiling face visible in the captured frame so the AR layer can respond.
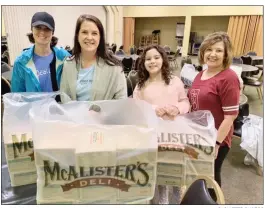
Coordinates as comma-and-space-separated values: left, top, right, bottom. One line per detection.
78, 20, 100, 54
144, 48, 163, 76
32, 25, 53, 46
203, 41, 225, 70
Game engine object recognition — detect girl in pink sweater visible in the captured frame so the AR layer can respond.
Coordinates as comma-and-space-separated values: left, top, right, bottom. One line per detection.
133, 45, 190, 204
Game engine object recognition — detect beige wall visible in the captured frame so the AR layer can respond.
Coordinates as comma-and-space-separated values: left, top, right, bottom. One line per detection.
135, 17, 185, 50
3, 6, 107, 64
124, 6, 263, 17
105, 6, 123, 47
2, 16, 6, 36
2, 6, 122, 65
127, 6, 262, 56
117, 6, 124, 47
105, 6, 115, 46
191, 16, 230, 40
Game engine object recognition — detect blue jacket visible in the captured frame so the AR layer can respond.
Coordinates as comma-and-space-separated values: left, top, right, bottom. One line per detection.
11, 46, 70, 92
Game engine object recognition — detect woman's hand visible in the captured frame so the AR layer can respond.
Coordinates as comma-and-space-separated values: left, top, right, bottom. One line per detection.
215, 144, 220, 159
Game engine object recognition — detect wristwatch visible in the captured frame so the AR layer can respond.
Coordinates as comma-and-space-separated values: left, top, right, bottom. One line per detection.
216, 141, 221, 146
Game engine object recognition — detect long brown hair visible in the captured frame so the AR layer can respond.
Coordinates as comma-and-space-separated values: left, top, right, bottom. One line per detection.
72, 14, 120, 66
137, 45, 172, 89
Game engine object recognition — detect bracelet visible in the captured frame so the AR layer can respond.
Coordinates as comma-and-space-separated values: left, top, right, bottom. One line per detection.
216, 141, 221, 146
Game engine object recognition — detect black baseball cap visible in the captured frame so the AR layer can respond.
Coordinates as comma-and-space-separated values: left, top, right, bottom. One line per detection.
31, 12, 55, 31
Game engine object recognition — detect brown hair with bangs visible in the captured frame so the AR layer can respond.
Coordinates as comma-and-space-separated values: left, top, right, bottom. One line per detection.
198, 32, 233, 69
137, 45, 172, 89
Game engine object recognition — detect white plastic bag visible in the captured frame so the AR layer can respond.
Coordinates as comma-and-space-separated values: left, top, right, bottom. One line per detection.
156, 110, 217, 187
180, 64, 199, 88
240, 114, 263, 168
2, 92, 60, 187
29, 98, 158, 204
230, 65, 244, 92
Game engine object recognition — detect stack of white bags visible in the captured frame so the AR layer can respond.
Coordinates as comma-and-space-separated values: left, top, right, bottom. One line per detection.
156, 111, 216, 187
2, 93, 58, 187
30, 99, 158, 204
2, 93, 217, 204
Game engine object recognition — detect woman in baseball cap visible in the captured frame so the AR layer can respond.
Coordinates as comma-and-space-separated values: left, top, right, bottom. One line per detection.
11, 11, 70, 94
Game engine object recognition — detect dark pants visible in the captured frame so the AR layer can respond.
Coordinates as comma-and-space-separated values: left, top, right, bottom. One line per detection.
214, 144, 230, 187
209, 144, 230, 201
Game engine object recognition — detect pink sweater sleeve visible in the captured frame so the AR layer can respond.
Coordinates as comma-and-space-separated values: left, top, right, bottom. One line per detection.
174, 77, 190, 114
133, 84, 157, 110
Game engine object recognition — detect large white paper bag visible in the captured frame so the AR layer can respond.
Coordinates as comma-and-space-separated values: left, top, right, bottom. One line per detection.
156, 110, 217, 187
30, 99, 158, 204
2, 92, 59, 187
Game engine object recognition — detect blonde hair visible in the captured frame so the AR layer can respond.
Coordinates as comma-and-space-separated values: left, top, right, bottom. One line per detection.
198, 32, 233, 69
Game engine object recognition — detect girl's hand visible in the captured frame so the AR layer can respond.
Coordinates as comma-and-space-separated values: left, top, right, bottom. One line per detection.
164, 105, 180, 117
155, 106, 166, 117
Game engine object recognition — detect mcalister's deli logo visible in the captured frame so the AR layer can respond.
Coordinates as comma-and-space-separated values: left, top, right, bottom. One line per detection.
43, 160, 150, 192
11, 134, 34, 160
11, 131, 103, 161
158, 133, 214, 159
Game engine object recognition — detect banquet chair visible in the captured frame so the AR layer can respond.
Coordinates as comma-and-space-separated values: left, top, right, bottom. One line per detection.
241, 56, 252, 65
164, 45, 171, 55
122, 57, 133, 76
136, 48, 144, 56
1, 61, 11, 73
232, 57, 243, 64
1, 76, 11, 95
1, 76, 11, 125
243, 74, 263, 100
126, 70, 138, 97
233, 103, 249, 138
247, 51, 257, 56
180, 175, 225, 205
168, 48, 180, 70
134, 57, 140, 71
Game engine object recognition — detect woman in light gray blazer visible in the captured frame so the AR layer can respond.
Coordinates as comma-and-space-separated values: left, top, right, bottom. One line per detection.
60, 14, 127, 103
